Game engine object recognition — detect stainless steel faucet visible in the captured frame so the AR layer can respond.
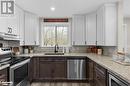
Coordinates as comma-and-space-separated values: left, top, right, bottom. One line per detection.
54, 44, 59, 53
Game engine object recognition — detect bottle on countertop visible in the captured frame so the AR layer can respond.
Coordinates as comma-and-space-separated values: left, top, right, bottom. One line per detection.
97, 48, 103, 55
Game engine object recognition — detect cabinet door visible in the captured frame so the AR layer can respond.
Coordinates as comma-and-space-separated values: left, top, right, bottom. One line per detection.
17, 6, 25, 46
53, 61, 66, 79
94, 69, 106, 86
0, 17, 7, 33
86, 13, 97, 45
39, 58, 66, 80
33, 16, 39, 45
94, 64, 107, 86
72, 15, 86, 45
86, 59, 94, 86
39, 61, 54, 79
97, 7, 105, 46
104, 4, 117, 46
0, 68, 8, 85
29, 58, 39, 80
97, 4, 117, 46
24, 12, 35, 45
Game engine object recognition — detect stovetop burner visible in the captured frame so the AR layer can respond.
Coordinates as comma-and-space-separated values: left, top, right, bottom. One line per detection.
10, 57, 30, 65
0, 48, 30, 66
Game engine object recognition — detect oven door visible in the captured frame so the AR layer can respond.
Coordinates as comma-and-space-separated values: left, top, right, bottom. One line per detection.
109, 74, 129, 86
10, 59, 30, 86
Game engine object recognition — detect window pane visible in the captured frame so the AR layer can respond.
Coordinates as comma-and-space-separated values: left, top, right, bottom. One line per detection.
57, 26, 68, 45
43, 26, 56, 46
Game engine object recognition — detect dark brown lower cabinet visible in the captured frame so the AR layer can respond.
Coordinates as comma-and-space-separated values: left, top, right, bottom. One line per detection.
39, 60, 66, 79
29, 57, 67, 81
52, 61, 67, 79
86, 58, 107, 86
39, 57, 67, 80
94, 63, 107, 86
0, 68, 8, 86
29, 57, 39, 82
86, 59, 94, 86
29, 57, 107, 85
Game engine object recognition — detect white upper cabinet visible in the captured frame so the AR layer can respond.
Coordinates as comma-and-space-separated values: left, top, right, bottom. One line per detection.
72, 15, 86, 45
97, 3, 117, 46
34, 17, 40, 45
16, 6, 25, 45
24, 12, 35, 45
86, 12, 97, 45
24, 11, 39, 46
97, 6, 104, 46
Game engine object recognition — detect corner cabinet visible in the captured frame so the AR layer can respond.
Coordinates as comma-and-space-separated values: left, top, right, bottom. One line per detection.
86, 59, 94, 86
97, 3, 117, 46
86, 12, 97, 45
24, 11, 39, 46
94, 63, 107, 86
72, 15, 86, 45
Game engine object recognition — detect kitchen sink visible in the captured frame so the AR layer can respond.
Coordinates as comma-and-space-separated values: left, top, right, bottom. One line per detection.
44, 53, 64, 55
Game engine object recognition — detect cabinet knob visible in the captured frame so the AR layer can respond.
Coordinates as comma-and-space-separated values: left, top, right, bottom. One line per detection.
96, 41, 97, 45
85, 41, 87, 45
96, 76, 100, 80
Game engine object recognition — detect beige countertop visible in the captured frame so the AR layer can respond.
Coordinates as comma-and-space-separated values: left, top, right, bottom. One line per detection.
18, 53, 130, 83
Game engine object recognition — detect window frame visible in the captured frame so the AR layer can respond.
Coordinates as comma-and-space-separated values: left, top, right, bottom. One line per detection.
41, 22, 71, 47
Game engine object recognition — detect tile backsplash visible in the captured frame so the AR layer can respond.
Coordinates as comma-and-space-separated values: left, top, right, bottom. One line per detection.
33, 46, 116, 56
101, 46, 117, 56
33, 46, 88, 53
0, 40, 20, 47
0, 39, 117, 57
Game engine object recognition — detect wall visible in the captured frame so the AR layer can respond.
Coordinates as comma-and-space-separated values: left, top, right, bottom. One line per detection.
118, 0, 124, 53
124, 18, 130, 53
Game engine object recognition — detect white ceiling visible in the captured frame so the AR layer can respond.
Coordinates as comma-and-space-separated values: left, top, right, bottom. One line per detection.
123, 0, 130, 17
16, 0, 119, 18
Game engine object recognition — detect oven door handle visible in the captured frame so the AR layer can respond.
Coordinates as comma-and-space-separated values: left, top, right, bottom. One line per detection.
10, 59, 30, 69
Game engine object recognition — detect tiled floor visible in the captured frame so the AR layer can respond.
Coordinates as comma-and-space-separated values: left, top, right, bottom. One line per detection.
31, 82, 90, 86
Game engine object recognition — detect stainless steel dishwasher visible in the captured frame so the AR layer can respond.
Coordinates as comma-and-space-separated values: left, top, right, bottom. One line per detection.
67, 58, 86, 80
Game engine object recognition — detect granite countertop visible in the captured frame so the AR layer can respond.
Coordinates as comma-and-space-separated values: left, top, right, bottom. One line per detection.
18, 53, 130, 83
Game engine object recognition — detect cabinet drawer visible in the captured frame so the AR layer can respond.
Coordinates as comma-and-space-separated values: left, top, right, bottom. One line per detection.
95, 64, 106, 75
95, 69, 106, 86
94, 63, 107, 86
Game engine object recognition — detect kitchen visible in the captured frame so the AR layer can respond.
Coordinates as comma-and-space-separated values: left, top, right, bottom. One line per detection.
0, 0, 130, 86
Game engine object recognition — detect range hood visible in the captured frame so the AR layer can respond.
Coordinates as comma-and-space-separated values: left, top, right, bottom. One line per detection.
0, 32, 20, 41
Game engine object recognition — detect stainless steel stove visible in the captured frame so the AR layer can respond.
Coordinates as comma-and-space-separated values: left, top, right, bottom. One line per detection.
0, 48, 30, 86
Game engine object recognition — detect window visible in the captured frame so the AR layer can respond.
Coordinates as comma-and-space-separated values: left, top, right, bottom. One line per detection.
42, 24, 70, 47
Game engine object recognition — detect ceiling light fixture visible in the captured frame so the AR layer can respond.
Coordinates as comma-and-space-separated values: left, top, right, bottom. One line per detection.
50, 7, 55, 11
